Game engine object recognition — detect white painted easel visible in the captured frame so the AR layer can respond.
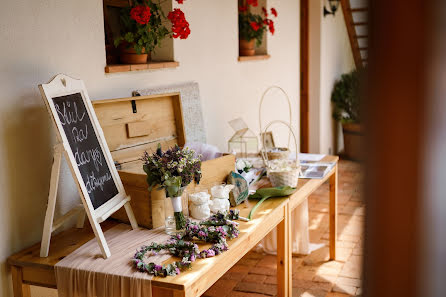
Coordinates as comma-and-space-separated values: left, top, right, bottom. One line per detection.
39, 74, 138, 259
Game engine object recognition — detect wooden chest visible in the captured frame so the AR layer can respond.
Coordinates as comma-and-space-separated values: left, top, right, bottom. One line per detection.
93, 93, 235, 228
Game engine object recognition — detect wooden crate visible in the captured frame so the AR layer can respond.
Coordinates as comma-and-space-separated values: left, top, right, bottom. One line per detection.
93, 93, 235, 228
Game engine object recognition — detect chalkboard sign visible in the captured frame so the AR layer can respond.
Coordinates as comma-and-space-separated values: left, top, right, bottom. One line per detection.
39, 74, 137, 259
52, 93, 118, 209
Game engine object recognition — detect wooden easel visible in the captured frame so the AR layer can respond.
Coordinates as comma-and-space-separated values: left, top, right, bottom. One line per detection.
40, 142, 86, 257
39, 74, 138, 259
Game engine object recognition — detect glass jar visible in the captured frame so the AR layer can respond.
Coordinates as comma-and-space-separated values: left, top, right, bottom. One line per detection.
164, 192, 188, 235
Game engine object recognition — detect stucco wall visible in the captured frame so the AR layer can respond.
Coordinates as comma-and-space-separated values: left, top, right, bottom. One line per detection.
309, 1, 355, 154
0, 1, 300, 296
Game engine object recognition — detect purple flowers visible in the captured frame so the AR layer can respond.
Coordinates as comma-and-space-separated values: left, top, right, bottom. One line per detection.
206, 249, 216, 257
132, 213, 240, 277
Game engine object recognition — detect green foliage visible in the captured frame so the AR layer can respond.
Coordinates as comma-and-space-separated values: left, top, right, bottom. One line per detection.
331, 70, 362, 124
239, 13, 267, 46
248, 186, 296, 219
114, 0, 171, 54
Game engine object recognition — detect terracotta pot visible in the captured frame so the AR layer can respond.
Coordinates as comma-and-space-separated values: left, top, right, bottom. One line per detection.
119, 44, 150, 64
342, 123, 363, 161
239, 39, 255, 56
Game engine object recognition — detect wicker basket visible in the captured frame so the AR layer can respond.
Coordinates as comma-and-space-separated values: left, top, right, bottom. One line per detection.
261, 120, 300, 188
266, 147, 290, 160
268, 167, 300, 188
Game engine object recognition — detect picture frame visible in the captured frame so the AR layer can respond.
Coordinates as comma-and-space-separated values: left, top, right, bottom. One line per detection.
261, 131, 275, 150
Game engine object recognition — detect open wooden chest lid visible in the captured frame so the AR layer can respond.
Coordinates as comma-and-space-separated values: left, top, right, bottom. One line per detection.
92, 93, 185, 169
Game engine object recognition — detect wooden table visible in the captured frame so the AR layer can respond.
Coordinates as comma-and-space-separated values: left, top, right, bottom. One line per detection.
8, 155, 338, 297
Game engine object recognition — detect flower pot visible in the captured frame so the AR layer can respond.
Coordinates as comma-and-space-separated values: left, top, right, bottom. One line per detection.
165, 196, 188, 235
342, 123, 363, 161
119, 43, 150, 64
239, 39, 255, 56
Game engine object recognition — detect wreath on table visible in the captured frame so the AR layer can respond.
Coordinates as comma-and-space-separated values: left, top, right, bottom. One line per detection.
133, 211, 240, 277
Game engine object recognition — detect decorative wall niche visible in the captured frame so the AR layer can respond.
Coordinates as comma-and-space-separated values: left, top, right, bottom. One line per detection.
103, 0, 178, 73
238, 0, 271, 62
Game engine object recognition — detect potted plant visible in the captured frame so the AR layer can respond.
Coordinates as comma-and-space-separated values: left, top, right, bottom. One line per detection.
331, 70, 362, 160
142, 144, 201, 235
238, 0, 277, 56
114, 0, 191, 64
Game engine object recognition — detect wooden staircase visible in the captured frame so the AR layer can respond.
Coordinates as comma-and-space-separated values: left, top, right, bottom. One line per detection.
340, 0, 368, 68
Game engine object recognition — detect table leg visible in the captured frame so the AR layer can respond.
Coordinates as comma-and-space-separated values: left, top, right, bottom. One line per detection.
11, 266, 31, 297
277, 203, 292, 297
329, 164, 338, 260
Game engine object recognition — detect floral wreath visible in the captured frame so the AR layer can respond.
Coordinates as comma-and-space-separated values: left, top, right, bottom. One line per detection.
133, 211, 240, 277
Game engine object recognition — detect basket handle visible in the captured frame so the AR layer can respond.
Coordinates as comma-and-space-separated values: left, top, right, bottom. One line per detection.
261, 120, 299, 168
259, 86, 292, 148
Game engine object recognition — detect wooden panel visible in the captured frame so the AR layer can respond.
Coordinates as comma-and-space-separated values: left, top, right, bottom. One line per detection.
112, 138, 178, 165
105, 61, 179, 73
111, 187, 153, 228
127, 121, 153, 138
237, 55, 270, 62
94, 95, 179, 150
22, 266, 56, 288
7, 220, 117, 270
93, 93, 186, 165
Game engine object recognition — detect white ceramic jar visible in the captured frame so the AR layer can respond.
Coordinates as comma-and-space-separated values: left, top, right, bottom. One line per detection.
189, 192, 211, 220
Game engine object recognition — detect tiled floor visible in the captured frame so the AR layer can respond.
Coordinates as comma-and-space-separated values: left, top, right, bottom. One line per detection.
203, 160, 363, 297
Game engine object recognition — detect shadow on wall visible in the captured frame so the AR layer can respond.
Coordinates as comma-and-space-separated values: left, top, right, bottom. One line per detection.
1, 95, 52, 296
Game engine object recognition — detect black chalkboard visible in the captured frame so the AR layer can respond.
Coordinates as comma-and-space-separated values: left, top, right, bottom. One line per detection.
52, 93, 118, 209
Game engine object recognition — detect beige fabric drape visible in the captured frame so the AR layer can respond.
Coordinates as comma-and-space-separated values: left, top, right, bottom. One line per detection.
261, 199, 310, 255
55, 224, 171, 297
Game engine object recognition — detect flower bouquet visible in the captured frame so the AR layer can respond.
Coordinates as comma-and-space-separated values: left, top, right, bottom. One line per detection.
114, 0, 191, 64
238, 0, 277, 56
142, 144, 201, 234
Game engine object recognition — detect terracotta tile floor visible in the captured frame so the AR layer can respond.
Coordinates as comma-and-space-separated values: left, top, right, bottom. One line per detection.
203, 160, 363, 297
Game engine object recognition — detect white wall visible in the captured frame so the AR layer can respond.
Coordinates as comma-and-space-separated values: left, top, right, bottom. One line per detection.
309, 1, 355, 154
0, 1, 300, 296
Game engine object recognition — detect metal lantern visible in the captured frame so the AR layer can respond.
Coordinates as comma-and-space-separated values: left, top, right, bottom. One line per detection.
323, 0, 341, 17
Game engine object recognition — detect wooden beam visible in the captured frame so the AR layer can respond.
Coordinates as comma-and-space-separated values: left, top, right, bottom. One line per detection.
300, 0, 309, 153
352, 21, 368, 26
364, 0, 431, 295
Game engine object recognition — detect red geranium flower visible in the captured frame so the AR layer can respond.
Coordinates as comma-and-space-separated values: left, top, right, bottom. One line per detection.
239, 5, 248, 12
247, 0, 258, 7
168, 8, 191, 39
176, 0, 185, 3
262, 7, 268, 16
250, 21, 260, 31
271, 7, 278, 17
268, 20, 275, 34
130, 5, 151, 25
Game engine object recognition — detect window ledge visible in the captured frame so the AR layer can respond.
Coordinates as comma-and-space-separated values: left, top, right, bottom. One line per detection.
105, 61, 179, 73
238, 55, 270, 62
